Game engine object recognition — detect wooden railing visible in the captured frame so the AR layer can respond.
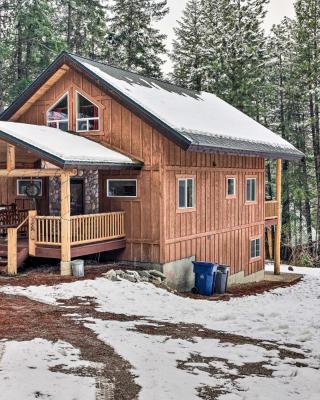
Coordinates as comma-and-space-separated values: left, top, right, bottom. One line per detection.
71, 212, 125, 245
30, 211, 125, 247
7, 215, 29, 275
34, 216, 61, 245
265, 200, 278, 220
0, 206, 29, 236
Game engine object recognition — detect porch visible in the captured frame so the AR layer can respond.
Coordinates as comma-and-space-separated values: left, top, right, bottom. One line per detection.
0, 121, 142, 275
0, 206, 126, 275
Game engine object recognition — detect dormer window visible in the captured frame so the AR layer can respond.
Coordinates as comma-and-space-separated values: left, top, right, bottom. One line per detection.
76, 92, 99, 132
47, 93, 69, 131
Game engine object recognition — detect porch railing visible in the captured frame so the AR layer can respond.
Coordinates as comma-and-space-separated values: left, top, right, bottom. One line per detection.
265, 200, 278, 220
32, 211, 125, 247
0, 206, 29, 236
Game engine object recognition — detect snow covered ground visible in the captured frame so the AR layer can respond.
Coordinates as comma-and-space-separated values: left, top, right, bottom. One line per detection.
1, 265, 320, 399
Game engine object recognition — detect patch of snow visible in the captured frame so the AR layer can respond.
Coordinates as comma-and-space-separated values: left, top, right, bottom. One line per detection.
0, 338, 100, 400
0, 121, 136, 165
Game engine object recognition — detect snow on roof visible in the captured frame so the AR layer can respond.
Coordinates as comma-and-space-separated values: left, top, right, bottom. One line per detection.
0, 121, 140, 168
70, 54, 303, 160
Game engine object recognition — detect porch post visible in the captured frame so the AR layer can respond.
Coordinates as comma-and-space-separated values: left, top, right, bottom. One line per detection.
6, 144, 15, 171
274, 159, 282, 275
60, 172, 71, 276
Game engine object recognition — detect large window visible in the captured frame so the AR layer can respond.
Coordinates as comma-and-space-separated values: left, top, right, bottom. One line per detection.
76, 92, 99, 132
47, 93, 69, 131
226, 177, 236, 198
250, 238, 261, 259
246, 177, 257, 202
17, 179, 42, 197
107, 179, 137, 197
178, 178, 195, 209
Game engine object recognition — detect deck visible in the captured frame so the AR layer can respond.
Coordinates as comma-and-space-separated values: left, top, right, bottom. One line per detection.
265, 200, 278, 226
0, 208, 126, 274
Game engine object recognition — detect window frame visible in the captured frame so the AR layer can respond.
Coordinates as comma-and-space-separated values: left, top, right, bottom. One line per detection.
250, 236, 261, 260
16, 179, 43, 197
226, 176, 237, 199
177, 176, 196, 212
106, 179, 138, 198
76, 91, 100, 133
245, 177, 257, 203
47, 92, 69, 131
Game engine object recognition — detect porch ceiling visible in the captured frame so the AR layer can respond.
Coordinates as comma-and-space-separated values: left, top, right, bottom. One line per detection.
0, 121, 142, 170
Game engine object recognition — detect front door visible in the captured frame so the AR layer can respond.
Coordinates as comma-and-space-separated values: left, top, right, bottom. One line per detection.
70, 179, 84, 216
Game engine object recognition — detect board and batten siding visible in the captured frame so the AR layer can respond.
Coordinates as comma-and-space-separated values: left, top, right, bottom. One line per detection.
162, 138, 265, 276
9, 66, 265, 275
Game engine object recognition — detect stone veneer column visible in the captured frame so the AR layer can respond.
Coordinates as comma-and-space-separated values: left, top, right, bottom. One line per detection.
48, 170, 99, 216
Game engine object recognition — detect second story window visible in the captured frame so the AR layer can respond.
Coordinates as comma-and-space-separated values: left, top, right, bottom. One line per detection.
246, 177, 257, 202
226, 177, 236, 198
76, 92, 99, 132
178, 178, 195, 209
47, 93, 69, 131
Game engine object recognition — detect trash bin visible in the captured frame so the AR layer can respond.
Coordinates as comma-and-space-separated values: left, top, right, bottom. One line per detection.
214, 265, 229, 294
192, 262, 218, 296
71, 259, 85, 277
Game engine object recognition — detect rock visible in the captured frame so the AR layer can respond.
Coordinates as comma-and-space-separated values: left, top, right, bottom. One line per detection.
138, 270, 151, 278
126, 270, 140, 279
109, 275, 121, 282
122, 272, 139, 283
288, 266, 294, 271
150, 276, 162, 284
149, 270, 166, 280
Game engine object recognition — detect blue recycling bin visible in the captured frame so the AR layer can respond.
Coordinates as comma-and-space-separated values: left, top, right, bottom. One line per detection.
192, 262, 218, 296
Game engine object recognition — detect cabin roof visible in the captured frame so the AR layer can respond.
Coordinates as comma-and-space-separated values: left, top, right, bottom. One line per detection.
0, 121, 142, 169
1, 51, 303, 161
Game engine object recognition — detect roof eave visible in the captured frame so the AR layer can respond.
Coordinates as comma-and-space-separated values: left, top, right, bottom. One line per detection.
188, 144, 304, 161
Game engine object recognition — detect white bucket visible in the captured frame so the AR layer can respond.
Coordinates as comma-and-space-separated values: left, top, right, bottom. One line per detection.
71, 259, 85, 277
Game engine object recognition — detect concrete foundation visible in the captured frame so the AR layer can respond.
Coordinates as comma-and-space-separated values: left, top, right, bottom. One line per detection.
228, 269, 265, 286
162, 256, 195, 291
60, 261, 72, 276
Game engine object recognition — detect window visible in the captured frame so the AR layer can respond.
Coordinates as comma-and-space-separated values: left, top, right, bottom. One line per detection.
226, 177, 236, 198
17, 179, 42, 197
246, 178, 257, 202
76, 92, 99, 132
107, 179, 137, 197
178, 178, 195, 209
47, 93, 69, 131
250, 238, 261, 259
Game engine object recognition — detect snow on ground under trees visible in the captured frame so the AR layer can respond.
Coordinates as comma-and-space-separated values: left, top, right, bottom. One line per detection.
0, 264, 319, 399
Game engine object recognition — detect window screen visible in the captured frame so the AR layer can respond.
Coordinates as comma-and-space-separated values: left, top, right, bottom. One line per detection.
107, 180, 137, 197
178, 178, 195, 209
246, 178, 257, 202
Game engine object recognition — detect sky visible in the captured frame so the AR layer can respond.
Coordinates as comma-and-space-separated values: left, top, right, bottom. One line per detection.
159, 0, 295, 73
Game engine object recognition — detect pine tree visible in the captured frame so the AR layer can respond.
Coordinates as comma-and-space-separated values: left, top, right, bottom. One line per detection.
108, 0, 169, 78
56, 0, 107, 59
171, 0, 206, 91
202, 0, 269, 117
3, 0, 64, 101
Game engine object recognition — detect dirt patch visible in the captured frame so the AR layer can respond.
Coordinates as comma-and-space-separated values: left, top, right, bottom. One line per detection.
180, 277, 303, 301
0, 293, 140, 400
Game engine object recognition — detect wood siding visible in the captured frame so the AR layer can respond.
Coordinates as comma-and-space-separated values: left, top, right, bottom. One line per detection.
2, 66, 266, 275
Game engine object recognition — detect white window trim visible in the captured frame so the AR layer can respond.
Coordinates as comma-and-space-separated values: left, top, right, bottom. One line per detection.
226, 177, 236, 197
250, 237, 261, 260
17, 179, 43, 197
178, 177, 195, 209
107, 179, 137, 198
76, 91, 100, 133
47, 92, 69, 130
246, 177, 257, 202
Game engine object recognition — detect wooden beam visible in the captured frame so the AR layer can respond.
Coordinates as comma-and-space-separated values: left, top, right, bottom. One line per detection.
10, 64, 70, 122
0, 168, 77, 177
6, 145, 15, 171
7, 228, 17, 275
60, 172, 71, 276
28, 210, 37, 257
274, 159, 282, 275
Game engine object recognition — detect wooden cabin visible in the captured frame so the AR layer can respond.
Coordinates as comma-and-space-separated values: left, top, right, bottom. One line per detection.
0, 52, 303, 288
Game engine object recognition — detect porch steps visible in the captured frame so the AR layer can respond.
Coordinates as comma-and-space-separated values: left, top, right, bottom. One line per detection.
0, 243, 29, 274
